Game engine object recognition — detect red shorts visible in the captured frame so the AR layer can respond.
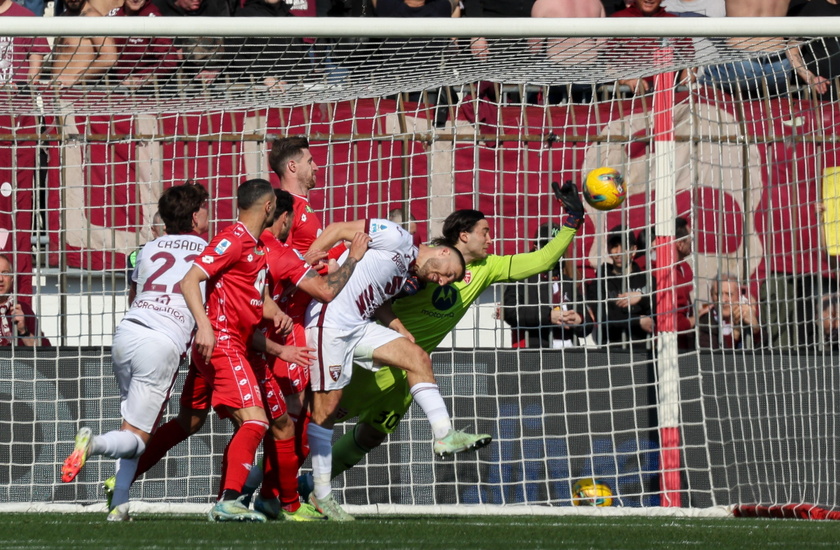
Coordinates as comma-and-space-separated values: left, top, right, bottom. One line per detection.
193, 341, 264, 418
268, 322, 310, 397
179, 360, 212, 411
260, 372, 288, 420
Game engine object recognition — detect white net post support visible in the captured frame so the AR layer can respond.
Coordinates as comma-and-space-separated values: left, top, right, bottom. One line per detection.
1, 16, 840, 516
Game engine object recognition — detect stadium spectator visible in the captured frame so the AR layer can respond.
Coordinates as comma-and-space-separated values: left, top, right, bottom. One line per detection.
179, 178, 287, 523
227, 0, 308, 90
660, 217, 707, 350
817, 294, 840, 350
608, 0, 696, 95
724, 0, 789, 17
12, 0, 44, 15
502, 222, 593, 348
152, 0, 230, 86
529, 0, 604, 104
111, 0, 179, 90
0, 0, 50, 89
661, 0, 724, 16
59, 182, 208, 522
787, 0, 840, 99
152, 0, 229, 15
462, 0, 533, 17
247, 189, 368, 521
305, 184, 585, 500
0, 254, 48, 347
49, 0, 119, 89
696, 273, 764, 349
303, 217, 489, 521
700, 0, 792, 98
372, 0, 460, 128
600, 0, 631, 16
586, 226, 654, 348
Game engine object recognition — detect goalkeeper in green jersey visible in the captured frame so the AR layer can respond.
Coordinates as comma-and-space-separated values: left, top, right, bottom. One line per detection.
304, 181, 586, 488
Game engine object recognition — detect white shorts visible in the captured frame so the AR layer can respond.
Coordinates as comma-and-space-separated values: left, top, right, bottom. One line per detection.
306, 321, 402, 392
111, 320, 182, 433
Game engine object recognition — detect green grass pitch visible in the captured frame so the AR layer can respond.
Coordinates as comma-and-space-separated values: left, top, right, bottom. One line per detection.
1, 513, 839, 549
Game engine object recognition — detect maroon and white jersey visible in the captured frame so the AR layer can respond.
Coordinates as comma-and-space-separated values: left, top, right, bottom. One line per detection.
305, 219, 415, 330
194, 222, 268, 349
124, 234, 207, 352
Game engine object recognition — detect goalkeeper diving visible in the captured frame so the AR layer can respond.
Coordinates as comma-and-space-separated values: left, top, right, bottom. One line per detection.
300, 180, 586, 492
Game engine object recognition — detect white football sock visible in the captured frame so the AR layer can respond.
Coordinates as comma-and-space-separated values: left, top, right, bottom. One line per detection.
409, 382, 452, 439
92, 430, 146, 459
307, 423, 334, 500
111, 457, 138, 509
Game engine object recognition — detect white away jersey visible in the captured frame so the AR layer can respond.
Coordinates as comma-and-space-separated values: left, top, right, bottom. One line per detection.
306, 219, 415, 329
123, 234, 207, 352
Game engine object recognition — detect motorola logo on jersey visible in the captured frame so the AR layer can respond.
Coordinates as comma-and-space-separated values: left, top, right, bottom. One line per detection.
431, 285, 459, 311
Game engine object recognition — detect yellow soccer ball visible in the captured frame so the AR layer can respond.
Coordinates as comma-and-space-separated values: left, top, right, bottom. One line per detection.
583, 167, 626, 211
572, 478, 614, 507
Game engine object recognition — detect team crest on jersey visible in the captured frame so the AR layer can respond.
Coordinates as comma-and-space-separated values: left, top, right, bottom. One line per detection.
254, 247, 266, 256
305, 205, 315, 213
329, 364, 342, 381
215, 239, 231, 255
462, 270, 472, 284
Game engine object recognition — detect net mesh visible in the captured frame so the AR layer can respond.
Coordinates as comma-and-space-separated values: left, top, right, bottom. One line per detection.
2, 22, 840, 513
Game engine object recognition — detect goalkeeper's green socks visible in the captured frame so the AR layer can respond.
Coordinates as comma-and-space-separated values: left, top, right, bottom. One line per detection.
331, 425, 372, 478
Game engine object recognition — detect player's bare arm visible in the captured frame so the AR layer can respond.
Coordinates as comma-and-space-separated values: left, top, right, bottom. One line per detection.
180, 264, 214, 362
299, 231, 370, 301
263, 291, 293, 335
309, 220, 367, 252
251, 330, 315, 366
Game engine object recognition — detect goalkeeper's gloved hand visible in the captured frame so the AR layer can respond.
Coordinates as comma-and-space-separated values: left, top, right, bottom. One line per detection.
553, 180, 585, 230
394, 275, 424, 300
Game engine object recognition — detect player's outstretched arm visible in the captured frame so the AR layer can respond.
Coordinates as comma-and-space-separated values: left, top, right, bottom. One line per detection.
310, 219, 367, 252
181, 265, 214, 362
506, 181, 584, 282
298, 231, 370, 302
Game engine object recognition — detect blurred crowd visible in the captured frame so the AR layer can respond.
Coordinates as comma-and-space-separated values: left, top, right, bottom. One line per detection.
502, 219, 840, 353
1, 0, 838, 102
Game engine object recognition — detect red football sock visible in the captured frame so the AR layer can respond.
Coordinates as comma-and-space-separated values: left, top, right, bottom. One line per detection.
134, 419, 190, 481
220, 420, 268, 496
275, 436, 301, 512
292, 411, 311, 468
259, 434, 280, 500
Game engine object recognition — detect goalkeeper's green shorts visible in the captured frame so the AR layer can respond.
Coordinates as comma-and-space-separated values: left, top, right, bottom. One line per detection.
335, 365, 413, 435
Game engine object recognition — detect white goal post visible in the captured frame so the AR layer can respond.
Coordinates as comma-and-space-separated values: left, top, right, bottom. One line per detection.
2, 16, 840, 518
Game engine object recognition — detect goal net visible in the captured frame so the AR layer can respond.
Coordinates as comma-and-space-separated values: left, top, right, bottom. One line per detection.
2, 16, 839, 516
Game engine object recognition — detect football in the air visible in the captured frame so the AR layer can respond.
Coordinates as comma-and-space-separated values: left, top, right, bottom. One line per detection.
572, 478, 614, 507
582, 167, 626, 211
